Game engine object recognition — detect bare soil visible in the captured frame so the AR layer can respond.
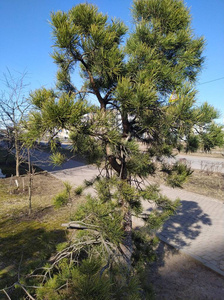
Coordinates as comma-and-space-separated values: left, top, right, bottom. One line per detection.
148, 167, 224, 201
148, 242, 224, 300
183, 170, 224, 201
178, 150, 224, 159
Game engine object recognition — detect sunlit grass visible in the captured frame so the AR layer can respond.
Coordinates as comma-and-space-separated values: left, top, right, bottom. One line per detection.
0, 173, 84, 297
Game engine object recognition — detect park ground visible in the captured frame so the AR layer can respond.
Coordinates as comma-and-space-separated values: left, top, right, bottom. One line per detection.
0, 146, 224, 299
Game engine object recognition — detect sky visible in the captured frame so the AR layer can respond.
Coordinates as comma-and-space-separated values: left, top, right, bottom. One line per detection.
0, 0, 223, 123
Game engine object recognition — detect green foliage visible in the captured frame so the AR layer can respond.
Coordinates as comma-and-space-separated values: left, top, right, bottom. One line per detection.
23, 1, 224, 298
129, 0, 205, 92
69, 129, 104, 165
127, 151, 156, 177
63, 181, 72, 194
74, 185, 83, 195
37, 258, 113, 300
36, 256, 154, 300
195, 102, 219, 124
140, 184, 180, 224
50, 3, 127, 95
186, 134, 200, 153
132, 229, 158, 265
50, 152, 66, 166
53, 181, 72, 208
53, 190, 69, 208
73, 194, 123, 245
117, 180, 143, 214
200, 123, 224, 152
162, 161, 193, 187
176, 143, 184, 152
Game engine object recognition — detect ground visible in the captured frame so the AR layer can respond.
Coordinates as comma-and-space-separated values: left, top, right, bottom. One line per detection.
183, 170, 224, 201
1, 172, 224, 299
1, 145, 224, 299
148, 166, 224, 201
148, 242, 224, 300
0, 172, 84, 299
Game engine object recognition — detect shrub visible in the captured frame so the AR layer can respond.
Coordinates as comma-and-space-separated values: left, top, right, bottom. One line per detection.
53, 191, 69, 208
74, 185, 83, 195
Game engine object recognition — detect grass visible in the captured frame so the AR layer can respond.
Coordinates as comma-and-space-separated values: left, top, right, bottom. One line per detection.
0, 173, 84, 299
183, 170, 224, 201
175, 146, 224, 159
148, 163, 224, 201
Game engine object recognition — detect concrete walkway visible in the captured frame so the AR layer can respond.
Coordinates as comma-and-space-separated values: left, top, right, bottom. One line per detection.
33, 152, 224, 277
139, 184, 224, 277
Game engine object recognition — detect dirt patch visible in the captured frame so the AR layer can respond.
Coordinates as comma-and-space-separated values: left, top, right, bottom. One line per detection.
148, 242, 224, 300
183, 170, 224, 201
148, 166, 224, 202
2, 171, 64, 196
178, 150, 224, 159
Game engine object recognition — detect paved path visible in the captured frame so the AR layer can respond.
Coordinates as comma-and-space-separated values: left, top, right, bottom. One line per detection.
134, 185, 224, 277
31, 150, 224, 277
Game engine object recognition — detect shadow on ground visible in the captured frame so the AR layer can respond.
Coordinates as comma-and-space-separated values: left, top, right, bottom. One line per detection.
0, 226, 67, 299
157, 200, 212, 248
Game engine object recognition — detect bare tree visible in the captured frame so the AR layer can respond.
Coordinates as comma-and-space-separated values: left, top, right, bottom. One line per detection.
0, 69, 30, 176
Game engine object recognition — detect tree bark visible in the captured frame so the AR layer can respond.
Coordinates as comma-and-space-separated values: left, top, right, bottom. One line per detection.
15, 134, 20, 177
121, 208, 133, 270
28, 149, 32, 215
121, 111, 130, 138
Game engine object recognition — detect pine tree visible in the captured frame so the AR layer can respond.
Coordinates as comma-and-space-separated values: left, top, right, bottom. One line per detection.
26, 1, 223, 298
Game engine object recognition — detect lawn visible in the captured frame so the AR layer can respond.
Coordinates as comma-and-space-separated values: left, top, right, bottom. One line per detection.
0, 172, 83, 299
148, 162, 224, 201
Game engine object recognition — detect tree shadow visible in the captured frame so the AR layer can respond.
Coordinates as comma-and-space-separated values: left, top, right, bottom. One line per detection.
0, 226, 67, 297
157, 200, 212, 248
144, 200, 215, 297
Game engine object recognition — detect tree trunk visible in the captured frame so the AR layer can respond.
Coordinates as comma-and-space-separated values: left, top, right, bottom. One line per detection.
111, 151, 133, 270
28, 149, 32, 215
121, 208, 133, 270
28, 173, 32, 215
121, 111, 130, 138
15, 145, 20, 177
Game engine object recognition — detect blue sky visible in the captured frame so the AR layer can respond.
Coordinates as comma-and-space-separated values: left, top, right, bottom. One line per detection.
0, 0, 223, 123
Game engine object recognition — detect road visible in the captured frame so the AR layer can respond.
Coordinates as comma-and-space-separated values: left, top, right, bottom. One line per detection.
29, 144, 224, 175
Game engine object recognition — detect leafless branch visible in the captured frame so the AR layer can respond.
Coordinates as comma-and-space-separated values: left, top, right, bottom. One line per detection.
2, 289, 12, 300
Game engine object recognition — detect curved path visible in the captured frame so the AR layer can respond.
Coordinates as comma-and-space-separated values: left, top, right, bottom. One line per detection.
32, 150, 224, 277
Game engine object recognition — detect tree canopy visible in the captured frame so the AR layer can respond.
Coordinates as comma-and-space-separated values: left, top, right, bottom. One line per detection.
23, 0, 224, 298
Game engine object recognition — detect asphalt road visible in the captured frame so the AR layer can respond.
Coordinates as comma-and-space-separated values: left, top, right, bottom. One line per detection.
29, 146, 224, 175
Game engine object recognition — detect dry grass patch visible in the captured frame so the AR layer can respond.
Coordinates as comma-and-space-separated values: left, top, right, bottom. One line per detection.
147, 164, 224, 201
0, 173, 85, 295
183, 170, 224, 201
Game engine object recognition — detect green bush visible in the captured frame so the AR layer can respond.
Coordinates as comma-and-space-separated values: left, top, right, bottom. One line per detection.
53, 191, 69, 208
74, 185, 83, 195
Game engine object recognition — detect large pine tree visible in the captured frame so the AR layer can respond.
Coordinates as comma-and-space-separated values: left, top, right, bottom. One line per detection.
26, 1, 223, 298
